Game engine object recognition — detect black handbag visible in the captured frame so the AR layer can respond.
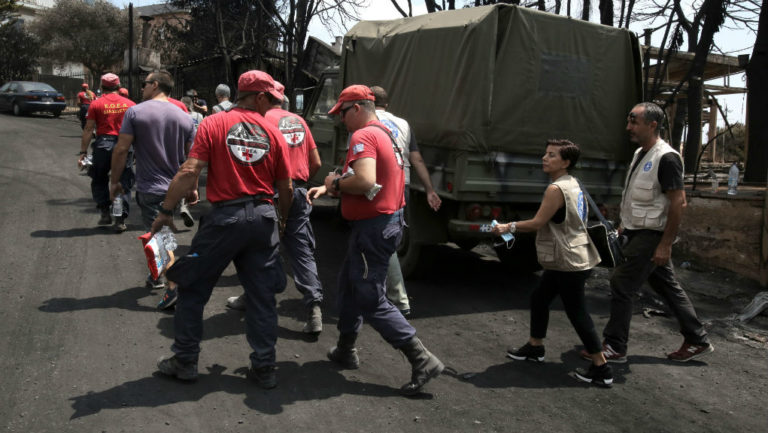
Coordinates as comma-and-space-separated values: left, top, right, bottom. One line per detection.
576, 179, 626, 268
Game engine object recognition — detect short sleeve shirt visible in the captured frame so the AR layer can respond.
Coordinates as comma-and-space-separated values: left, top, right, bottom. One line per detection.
340, 120, 405, 220
264, 108, 317, 182
78, 91, 94, 105
86, 93, 135, 136
120, 100, 195, 195
189, 107, 291, 203
167, 97, 189, 113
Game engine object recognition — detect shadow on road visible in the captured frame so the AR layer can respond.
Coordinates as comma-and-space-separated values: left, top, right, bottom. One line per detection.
448, 349, 629, 389
39, 285, 158, 313
69, 360, 400, 419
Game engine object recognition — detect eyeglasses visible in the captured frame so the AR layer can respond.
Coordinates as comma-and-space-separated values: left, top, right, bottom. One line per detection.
340, 104, 356, 118
141, 80, 156, 89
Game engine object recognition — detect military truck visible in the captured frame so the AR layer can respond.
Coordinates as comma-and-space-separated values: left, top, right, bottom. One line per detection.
302, 4, 642, 275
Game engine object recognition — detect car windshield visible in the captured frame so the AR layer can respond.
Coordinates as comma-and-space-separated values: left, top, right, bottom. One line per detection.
21, 82, 57, 92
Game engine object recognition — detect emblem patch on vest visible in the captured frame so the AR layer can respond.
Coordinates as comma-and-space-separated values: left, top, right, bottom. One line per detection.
379, 118, 400, 138
643, 161, 653, 172
227, 122, 270, 166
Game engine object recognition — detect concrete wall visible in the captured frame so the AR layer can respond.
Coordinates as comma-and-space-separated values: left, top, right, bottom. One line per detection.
676, 188, 764, 283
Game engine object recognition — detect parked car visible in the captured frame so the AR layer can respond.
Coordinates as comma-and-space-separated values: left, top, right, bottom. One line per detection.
0, 81, 67, 117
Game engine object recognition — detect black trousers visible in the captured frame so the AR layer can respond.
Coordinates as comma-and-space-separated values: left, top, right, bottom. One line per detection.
529, 269, 602, 355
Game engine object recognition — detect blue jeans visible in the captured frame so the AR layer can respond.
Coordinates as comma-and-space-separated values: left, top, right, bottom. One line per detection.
135, 191, 166, 232
337, 210, 415, 347
166, 201, 286, 368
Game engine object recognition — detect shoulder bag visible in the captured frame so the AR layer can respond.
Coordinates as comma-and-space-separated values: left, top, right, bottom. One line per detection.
576, 179, 626, 268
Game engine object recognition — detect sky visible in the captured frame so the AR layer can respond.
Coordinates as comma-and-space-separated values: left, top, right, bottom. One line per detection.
111, 0, 754, 124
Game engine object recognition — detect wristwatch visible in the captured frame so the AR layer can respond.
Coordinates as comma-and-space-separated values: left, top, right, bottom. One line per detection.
332, 177, 341, 193
158, 202, 174, 216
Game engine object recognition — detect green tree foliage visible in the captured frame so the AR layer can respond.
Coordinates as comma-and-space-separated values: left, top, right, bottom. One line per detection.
0, 0, 39, 82
30, 0, 128, 80
0, 22, 40, 82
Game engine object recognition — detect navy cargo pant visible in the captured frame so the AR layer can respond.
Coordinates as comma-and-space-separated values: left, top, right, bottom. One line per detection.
337, 209, 415, 347
166, 201, 286, 368
90, 135, 134, 213
282, 186, 323, 306
603, 229, 709, 354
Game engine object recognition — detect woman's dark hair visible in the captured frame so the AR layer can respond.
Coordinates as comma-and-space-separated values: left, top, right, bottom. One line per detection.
546, 139, 581, 170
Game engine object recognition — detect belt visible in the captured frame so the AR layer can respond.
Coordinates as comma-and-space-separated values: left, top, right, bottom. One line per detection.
212, 194, 273, 208
292, 179, 308, 189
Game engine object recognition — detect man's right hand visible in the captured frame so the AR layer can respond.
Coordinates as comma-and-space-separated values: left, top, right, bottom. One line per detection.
307, 186, 329, 204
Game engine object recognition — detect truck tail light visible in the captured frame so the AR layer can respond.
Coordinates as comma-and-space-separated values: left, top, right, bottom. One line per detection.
466, 204, 482, 221
446, 182, 453, 192
490, 206, 502, 219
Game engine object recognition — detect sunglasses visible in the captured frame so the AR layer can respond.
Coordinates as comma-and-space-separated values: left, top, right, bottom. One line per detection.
340, 104, 356, 117
141, 80, 156, 89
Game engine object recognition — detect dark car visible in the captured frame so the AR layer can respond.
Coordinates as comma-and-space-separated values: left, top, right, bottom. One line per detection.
0, 81, 67, 117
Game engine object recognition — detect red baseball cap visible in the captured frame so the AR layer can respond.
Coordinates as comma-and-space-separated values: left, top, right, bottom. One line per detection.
328, 85, 375, 115
118, 87, 129, 97
101, 73, 120, 88
81, 83, 89, 89
274, 81, 285, 97
237, 70, 282, 100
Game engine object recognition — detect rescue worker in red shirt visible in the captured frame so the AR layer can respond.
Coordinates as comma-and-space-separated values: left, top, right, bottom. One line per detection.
153, 70, 293, 389
225, 81, 325, 335
78, 73, 136, 231
77, 83, 95, 129
307, 85, 444, 396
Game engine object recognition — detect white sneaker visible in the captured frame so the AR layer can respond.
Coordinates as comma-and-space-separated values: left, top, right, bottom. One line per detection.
226, 295, 245, 310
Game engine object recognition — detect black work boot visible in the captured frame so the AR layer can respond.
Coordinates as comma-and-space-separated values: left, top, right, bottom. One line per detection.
97, 208, 112, 225
398, 336, 444, 396
327, 333, 359, 369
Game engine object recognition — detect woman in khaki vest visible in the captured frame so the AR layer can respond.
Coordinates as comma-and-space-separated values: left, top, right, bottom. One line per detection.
491, 139, 612, 387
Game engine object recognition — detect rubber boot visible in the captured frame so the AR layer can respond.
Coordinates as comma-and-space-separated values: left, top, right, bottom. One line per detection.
398, 336, 444, 396
302, 302, 323, 334
327, 333, 359, 369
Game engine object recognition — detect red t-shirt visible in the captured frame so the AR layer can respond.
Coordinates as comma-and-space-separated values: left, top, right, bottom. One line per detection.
86, 93, 136, 136
189, 107, 292, 203
341, 120, 405, 221
78, 90, 95, 105
264, 108, 317, 182
168, 97, 189, 113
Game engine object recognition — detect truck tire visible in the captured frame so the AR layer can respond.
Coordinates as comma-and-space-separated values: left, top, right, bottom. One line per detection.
494, 233, 541, 273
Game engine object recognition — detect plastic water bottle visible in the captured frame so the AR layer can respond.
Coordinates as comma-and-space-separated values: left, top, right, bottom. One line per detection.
728, 163, 739, 196
708, 168, 718, 193
111, 196, 123, 217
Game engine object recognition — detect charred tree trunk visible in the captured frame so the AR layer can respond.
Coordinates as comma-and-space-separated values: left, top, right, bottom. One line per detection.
682, 0, 726, 173
745, 0, 768, 182
670, 97, 687, 152
215, 0, 233, 85
599, 0, 613, 25
581, 0, 591, 21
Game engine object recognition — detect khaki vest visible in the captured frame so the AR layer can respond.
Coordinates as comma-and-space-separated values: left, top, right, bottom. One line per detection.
535, 175, 601, 271
620, 139, 682, 231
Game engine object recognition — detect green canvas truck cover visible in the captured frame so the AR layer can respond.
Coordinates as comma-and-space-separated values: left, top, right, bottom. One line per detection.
341, 4, 642, 161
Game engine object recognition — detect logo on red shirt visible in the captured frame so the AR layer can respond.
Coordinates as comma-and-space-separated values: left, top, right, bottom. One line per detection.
277, 115, 306, 148
226, 122, 271, 166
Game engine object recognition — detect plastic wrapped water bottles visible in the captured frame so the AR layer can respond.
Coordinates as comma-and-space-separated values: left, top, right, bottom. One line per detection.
728, 163, 739, 196
111, 196, 123, 217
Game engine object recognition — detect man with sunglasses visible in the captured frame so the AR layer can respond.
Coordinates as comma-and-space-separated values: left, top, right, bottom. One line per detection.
152, 70, 292, 389
307, 85, 444, 396
109, 70, 195, 300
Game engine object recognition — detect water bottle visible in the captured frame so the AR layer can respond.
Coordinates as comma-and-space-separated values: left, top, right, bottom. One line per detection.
708, 168, 718, 193
111, 196, 123, 217
728, 163, 739, 196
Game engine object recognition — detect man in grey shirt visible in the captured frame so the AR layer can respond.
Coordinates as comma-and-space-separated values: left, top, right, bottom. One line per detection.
212, 84, 234, 113
110, 70, 195, 298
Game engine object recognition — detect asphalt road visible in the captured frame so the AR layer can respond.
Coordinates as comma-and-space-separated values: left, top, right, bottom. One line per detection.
0, 112, 766, 433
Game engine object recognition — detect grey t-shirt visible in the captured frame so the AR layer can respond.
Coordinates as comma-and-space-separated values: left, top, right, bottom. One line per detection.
212, 100, 234, 113
120, 100, 195, 195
